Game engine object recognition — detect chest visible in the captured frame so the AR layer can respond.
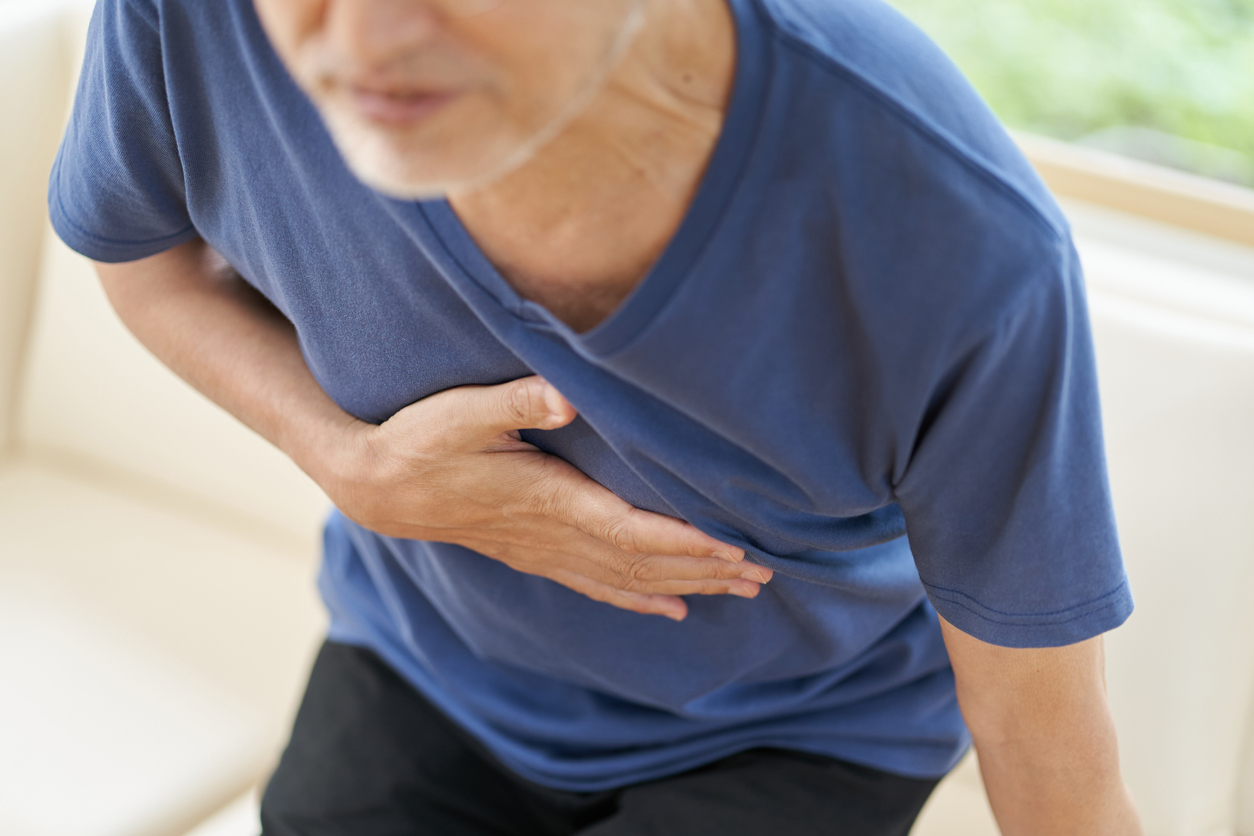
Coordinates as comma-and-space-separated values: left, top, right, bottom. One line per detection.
200, 157, 908, 555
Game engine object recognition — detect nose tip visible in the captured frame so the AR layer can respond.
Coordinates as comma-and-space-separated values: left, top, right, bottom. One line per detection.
326, 0, 442, 67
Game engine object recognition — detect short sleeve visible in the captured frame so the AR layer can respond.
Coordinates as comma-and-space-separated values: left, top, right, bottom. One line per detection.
894, 238, 1133, 648
48, 0, 197, 263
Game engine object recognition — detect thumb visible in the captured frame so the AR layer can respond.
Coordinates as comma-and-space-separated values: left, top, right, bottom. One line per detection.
459, 376, 578, 438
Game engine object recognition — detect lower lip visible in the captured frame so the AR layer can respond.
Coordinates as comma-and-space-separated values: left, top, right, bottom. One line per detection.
350, 89, 460, 126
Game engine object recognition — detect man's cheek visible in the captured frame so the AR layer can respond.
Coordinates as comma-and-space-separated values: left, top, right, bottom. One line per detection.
254, 0, 322, 77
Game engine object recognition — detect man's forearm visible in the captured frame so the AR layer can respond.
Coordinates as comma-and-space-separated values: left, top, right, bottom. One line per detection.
94, 238, 361, 488
938, 619, 1142, 836
975, 732, 1141, 835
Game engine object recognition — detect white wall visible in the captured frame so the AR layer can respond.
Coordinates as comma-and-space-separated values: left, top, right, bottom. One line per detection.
0, 2, 73, 450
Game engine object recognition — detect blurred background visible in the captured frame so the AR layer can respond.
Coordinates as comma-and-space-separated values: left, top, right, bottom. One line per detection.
889, 0, 1254, 187
1, 1, 1252, 835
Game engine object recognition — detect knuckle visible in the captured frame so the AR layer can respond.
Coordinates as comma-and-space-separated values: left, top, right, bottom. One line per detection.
503, 381, 534, 426
624, 558, 655, 586
627, 557, 662, 583
604, 555, 642, 590
603, 517, 639, 554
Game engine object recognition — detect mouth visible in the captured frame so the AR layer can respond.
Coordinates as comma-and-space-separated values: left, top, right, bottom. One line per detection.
347, 86, 461, 127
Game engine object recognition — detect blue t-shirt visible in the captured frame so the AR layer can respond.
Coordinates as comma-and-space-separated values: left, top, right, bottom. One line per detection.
51, 0, 1133, 790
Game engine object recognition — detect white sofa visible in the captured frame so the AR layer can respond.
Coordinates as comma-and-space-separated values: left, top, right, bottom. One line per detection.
3, 3, 1253, 835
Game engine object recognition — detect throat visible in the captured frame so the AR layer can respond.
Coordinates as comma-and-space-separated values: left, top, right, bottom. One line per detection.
514, 272, 648, 334
447, 171, 691, 332
468, 211, 671, 333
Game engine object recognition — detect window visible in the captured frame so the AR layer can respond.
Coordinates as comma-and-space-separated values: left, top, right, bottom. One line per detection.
887, 0, 1254, 188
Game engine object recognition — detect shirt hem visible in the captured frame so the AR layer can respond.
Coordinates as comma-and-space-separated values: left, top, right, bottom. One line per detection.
49, 193, 197, 264
922, 578, 1134, 648
322, 608, 969, 792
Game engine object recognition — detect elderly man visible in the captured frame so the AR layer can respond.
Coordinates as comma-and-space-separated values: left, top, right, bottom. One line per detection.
51, 0, 1142, 833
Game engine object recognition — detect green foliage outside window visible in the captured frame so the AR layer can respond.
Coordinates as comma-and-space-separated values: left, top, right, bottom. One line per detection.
885, 0, 1254, 187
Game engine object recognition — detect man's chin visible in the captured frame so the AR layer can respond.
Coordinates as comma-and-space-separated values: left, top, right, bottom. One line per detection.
319, 114, 461, 199
339, 145, 459, 200
338, 140, 529, 201
321, 106, 551, 199
348, 158, 454, 201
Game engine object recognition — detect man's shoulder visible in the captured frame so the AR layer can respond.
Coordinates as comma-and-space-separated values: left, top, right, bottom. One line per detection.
103, 0, 252, 47
100, 0, 195, 28
753, 0, 1068, 243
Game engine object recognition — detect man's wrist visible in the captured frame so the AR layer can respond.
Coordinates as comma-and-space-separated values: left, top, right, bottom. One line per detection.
276, 401, 375, 506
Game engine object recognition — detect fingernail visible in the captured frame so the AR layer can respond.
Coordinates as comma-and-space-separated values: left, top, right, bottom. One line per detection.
714, 550, 742, 562
730, 586, 757, 599
741, 569, 767, 583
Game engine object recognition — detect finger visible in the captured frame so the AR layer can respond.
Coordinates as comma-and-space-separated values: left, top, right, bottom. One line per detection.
634, 578, 765, 598
564, 545, 770, 598
549, 569, 689, 621
435, 376, 578, 443
611, 554, 773, 585
581, 553, 767, 597
563, 490, 746, 562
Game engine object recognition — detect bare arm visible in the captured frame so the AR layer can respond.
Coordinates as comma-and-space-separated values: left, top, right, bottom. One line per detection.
939, 617, 1142, 835
94, 238, 772, 620
96, 239, 359, 484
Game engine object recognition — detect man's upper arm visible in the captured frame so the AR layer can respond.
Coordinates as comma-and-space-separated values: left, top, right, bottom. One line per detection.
937, 616, 1112, 747
938, 616, 1141, 835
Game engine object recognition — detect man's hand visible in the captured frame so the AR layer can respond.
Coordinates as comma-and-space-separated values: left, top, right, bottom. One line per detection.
95, 240, 769, 621
939, 617, 1143, 835
327, 376, 770, 621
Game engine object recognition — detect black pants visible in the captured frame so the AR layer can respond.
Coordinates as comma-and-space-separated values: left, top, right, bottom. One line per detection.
261, 642, 939, 836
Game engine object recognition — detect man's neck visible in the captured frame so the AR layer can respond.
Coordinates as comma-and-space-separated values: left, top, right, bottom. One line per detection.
446, 0, 736, 332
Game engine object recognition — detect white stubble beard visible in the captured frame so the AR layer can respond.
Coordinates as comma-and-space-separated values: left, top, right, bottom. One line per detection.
319, 0, 649, 201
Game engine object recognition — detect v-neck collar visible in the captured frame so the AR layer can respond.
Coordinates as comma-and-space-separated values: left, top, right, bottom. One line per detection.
415, 0, 772, 359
